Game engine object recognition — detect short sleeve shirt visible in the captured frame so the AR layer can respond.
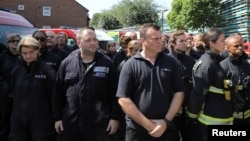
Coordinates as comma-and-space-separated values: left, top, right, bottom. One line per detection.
116, 51, 184, 128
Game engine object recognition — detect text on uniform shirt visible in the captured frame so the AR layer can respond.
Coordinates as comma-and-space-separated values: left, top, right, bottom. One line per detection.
46, 62, 57, 66
93, 66, 109, 78
34, 74, 47, 79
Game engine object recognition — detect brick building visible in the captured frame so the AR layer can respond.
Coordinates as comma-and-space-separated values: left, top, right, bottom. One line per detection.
0, 0, 90, 28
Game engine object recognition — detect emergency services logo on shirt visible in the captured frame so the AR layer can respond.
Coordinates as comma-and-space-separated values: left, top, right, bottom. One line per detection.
46, 62, 57, 66
93, 66, 109, 78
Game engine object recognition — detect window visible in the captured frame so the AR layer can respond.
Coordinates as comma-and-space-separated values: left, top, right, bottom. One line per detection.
43, 6, 51, 16
18, 5, 24, 10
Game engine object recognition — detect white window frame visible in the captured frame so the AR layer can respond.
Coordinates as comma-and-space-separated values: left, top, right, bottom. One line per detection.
43, 6, 51, 16
18, 5, 24, 10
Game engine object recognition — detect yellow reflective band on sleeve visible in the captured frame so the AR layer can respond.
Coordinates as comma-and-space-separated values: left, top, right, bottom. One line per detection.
233, 109, 250, 119
198, 113, 233, 125
236, 85, 243, 91
187, 111, 198, 119
208, 86, 224, 94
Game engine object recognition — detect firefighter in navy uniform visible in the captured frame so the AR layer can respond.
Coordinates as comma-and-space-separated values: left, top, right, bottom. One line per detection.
220, 33, 250, 125
168, 30, 196, 141
187, 28, 234, 141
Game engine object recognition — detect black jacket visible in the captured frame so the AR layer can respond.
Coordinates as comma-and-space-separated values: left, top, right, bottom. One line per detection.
187, 51, 234, 124
220, 56, 250, 113
0, 49, 20, 96
10, 59, 56, 134
53, 49, 120, 130
168, 51, 196, 109
40, 49, 61, 71
112, 49, 126, 68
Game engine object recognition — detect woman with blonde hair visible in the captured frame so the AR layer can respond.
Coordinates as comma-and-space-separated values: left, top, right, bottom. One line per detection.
127, 40, 141, 57
10, 36, 56, 141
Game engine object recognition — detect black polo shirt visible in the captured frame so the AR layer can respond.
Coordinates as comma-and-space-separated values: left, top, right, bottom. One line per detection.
116, 51, 184, 129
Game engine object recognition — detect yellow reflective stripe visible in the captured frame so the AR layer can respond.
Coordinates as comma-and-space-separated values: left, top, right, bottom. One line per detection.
198, 113, 233, 125
208, 86, 224, 94
233, 109, 250, 119
187, 111, 198, 119
236, 85, 243, 91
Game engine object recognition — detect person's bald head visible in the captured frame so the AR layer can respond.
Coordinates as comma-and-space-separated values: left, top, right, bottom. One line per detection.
225, 33, 243, 50
225, 33, 244, 57
45, 31, 56, 48
130, 32, 138, 40
226, 33, 243, 45
45, 31, 56, 37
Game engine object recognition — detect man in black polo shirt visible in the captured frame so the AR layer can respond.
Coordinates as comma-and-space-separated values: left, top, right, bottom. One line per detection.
116, 23, 185, 141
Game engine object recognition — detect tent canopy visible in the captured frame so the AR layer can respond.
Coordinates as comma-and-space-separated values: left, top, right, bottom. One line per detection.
95, 30, 114, 41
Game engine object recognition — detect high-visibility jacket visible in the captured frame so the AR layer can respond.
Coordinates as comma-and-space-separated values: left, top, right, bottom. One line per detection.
187, 51, 234, 125
220, 56, 250, 122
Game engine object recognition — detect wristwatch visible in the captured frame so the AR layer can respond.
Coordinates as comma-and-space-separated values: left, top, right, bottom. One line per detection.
163, 118, 172, 127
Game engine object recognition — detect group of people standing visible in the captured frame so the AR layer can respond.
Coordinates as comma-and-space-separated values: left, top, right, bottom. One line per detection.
0, 23, 249, 141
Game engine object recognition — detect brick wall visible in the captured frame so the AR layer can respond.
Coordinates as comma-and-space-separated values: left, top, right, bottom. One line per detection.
0, 0, 89, 28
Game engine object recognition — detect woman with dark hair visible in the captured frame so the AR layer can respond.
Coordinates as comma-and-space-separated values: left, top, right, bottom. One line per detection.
106, 42, 117, 59
32, 30, 61, 71
112, 36, 132, 68
187, 28, 234, 141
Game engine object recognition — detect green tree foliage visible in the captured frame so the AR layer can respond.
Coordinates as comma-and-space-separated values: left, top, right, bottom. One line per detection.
90, 13, 102, 28
111, 0, 159, 27
90, 13, 122, 30
90, 0, 160, 29
167, 0, 222, 32
101, 14, 123, 30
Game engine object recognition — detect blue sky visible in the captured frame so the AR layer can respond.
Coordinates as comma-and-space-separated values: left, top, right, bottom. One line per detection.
76, 0, 173, 18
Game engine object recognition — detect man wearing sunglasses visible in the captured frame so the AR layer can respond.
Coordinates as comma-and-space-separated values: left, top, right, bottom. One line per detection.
32, 30, 61, 71
0, 33, 21, 141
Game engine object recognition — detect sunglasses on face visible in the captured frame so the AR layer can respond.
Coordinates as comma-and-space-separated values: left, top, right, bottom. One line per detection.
8, 40, 20, 43
34, 36, 46, 42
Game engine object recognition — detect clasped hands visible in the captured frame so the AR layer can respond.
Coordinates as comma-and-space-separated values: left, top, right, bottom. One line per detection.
148, 119, 168, 138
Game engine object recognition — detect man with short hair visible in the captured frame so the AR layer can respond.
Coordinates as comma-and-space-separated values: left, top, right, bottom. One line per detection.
116, 23, 185, 141
46, 31, 68, 62
220, 33, 250, 125
53, 27, 120, 141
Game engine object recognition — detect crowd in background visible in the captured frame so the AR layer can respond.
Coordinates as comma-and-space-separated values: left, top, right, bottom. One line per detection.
0, 23, 250, 141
